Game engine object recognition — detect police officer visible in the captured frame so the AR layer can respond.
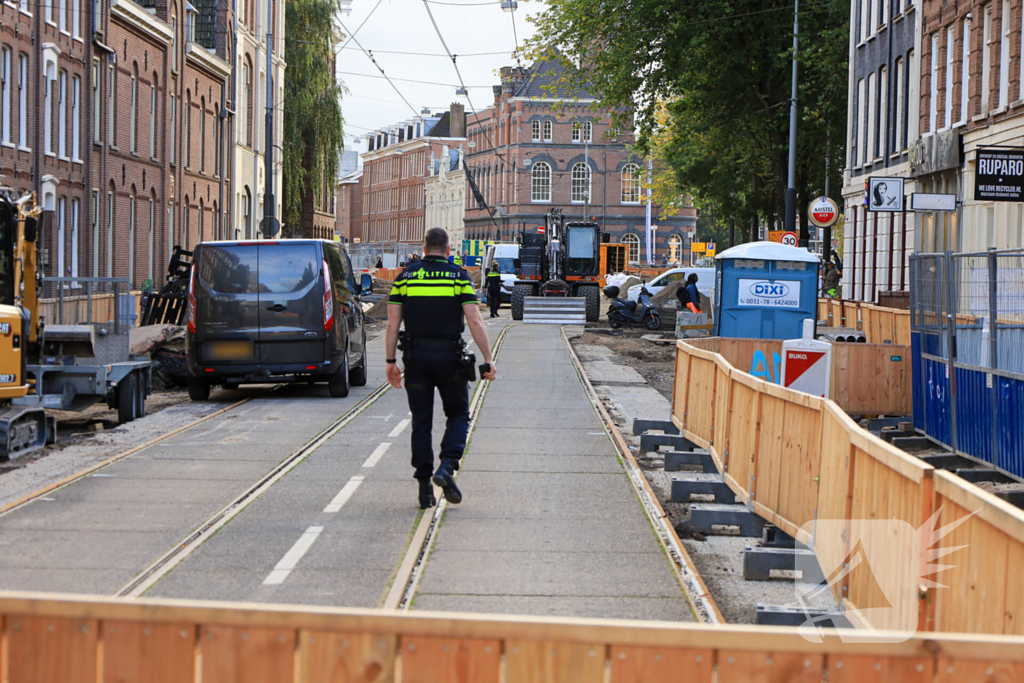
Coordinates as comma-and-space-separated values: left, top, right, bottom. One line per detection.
386, 228, 499, 509
486, 261, 502, 318
452, 251, 463, 267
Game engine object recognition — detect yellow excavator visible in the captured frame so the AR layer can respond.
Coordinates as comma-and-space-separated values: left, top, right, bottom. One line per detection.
0, 192, 49, 458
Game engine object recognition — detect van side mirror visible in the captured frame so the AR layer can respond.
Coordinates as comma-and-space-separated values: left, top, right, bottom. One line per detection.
360, 273, 373, 295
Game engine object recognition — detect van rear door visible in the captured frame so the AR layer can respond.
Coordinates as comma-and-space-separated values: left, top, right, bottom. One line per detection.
257, 242, 325, 365
194, 243, 260, 364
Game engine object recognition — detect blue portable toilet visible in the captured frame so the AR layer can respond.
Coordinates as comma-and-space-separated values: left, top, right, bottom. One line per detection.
714, 242, 821, 340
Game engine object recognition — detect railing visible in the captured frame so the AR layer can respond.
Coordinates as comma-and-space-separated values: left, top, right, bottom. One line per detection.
818, 298, 911, 345
2, 591, 1024, 681
673, 339, 1024, 635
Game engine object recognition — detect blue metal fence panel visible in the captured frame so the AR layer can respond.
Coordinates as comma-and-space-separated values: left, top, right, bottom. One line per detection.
954, 367, 994, 464
922, 357, 953, 448
996, 375, 1024, 475
912, 334, 925, 432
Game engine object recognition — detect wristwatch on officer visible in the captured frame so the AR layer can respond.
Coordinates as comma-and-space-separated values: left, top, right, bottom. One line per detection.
386, 358, 397, 364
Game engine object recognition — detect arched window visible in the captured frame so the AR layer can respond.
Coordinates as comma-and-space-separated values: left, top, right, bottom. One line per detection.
570, 162, 590, 203
149, 73, 157, 159
129, 64, 138, 153
667, 234, 682, 265
198, 199, 204, 242
531, 161, 551, 203
531, 119, 540, 142
543, 120, 552, 142
571, 120, 581, 142
621, 163, 641, 204
623, 234, 640, 264
583, 120, 592, 143
182, 196, 190, 249
241, 60, 250, 146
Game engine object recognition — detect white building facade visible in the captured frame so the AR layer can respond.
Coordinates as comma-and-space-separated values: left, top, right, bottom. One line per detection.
425, 145, 466, 248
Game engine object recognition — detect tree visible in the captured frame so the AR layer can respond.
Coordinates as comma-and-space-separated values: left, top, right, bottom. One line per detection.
526, 0, 848, 244
282, 0, 345, 235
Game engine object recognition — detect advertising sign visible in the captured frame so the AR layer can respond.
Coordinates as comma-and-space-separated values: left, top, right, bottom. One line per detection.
910, 193, 957, 211
737, 279, 802, 309
808, 197, 839, 227
975, 148, 1024, 201
867, 177, 905, 212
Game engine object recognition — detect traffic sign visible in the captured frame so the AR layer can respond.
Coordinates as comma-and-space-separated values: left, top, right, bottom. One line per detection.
691, 242, 706, 253
768, 231, 786, 243
867, 177, 905, 212
808, 197, 839, 228
706, 243, 716, 257
780, 231, 798, 247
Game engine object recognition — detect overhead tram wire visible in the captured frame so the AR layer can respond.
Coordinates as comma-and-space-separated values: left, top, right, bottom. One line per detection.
337, 17, 421, 118
338, 47, 516, 58
337, 0, 383, 54
336, 71, 492, 90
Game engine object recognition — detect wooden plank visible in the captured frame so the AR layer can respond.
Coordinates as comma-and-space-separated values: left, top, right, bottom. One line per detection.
299, 631, 395, 682
7, 616, 96, 683
934, 471, 1024, 546
201, 626, 295, 683
936, 659, 1024, 682
1004, 539, 1024, 635
102, 621, 194, 683
713, 364, 732, 466
718, 651, 823, 683
609, 646, 712, 682
849, 427, 930, 484
828, 655, 932, 682
756, 392, 786, 514
400, 636, 496, 683
505, 641, 603, 683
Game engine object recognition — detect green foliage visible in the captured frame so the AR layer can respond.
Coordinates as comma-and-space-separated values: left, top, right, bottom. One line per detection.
526, 0, 848, 242
283, 0, 345, 233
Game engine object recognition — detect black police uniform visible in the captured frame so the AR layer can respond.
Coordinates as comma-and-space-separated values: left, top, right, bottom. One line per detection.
388, 255, 477, 482
486, 269, 502, 317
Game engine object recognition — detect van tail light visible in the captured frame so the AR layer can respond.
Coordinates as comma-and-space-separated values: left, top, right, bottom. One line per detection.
186, 265, 197, 334
322, 259, 335, 333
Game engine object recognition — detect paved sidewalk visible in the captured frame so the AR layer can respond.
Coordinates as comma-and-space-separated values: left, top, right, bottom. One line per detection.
414, 324, 694, 621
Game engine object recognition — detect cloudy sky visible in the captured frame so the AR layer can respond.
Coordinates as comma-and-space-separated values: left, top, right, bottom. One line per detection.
335, 0, 545, 154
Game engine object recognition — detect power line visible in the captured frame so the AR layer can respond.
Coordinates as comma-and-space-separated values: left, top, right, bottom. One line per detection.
338, 46, 515, 57
336, 70, 491, 89
336, 17, 421, 119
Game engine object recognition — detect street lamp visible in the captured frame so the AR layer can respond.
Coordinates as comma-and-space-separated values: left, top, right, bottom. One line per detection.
501, 0, 517, 10
455, 86, 468, 96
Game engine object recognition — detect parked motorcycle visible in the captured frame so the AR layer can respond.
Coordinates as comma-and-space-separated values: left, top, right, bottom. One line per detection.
603, 285, 661, 330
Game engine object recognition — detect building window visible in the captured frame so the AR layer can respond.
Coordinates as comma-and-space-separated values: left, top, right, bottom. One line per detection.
543, 119, 552, 142
171, 16, 177, 72
963, 19, 972, 124
91, 190, 99, 278
149, 81, 156, 159
571, 162, 591, 203
18, 54, 26, 148
44, 64, 54, 155
583, 120, 592, 142
929, 34, 938, 132
878, 66, 886, 158
148, 197, 154, 282
92, 59, 99, 143
944, 27, 954, 130
1000, 0, 1010, 108
45, 0, 52, 24
59, 0, 66, 32
72, 75, 80, 160
621, 163, 641, 204
908, 49, 918, 143
531, 119, 540, 141
58, 70, 67, 158
983, 5, 992, 114
169, 94, 176, 164
867, 71, 876, 161
894, 57, 904, 150
860, 0, 868, 42
241, 60, 250, 146
531, 161, 551, 202
71, 198, 79, 277
572, 120, 581, 142
623, 233, 640, 263
129, 69, 137, 153
72, 0, 81, 38
667, 234, 682, 264
1, 48, 9, 145
200, 97, 206, 172
107, 63, 115, 146
57, 197, 65, 277
185, 93, 191, 169
107, 190, 113, 277
128, 193, 135, 284
856, 78, 865, 165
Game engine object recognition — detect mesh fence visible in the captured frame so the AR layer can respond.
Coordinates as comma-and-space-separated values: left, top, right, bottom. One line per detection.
994, 251, 1024, 376
348, 242, 421, 271
39, 278, 133, 335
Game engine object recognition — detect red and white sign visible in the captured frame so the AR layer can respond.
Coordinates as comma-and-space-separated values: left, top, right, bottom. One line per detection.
780, 320, 833, 397
808, 196, 839, 228
536, 225, 546, 234
780, 231, 798, 247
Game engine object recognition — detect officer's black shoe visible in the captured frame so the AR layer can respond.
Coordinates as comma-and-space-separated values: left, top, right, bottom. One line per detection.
432, 471, 462, 505
418, 479, 436, 509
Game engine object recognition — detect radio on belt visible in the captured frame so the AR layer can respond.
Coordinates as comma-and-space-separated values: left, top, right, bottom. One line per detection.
780, 319, 833, 398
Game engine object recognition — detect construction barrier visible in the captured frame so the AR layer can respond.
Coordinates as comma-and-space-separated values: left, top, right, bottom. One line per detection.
673, 339, 1024, 635
2, 591, 1024, 681
818, 299, 911, 346
684, 338, 910, 416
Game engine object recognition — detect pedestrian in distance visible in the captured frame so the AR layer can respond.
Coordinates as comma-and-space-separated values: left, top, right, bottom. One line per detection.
823, 261, 841, 298
684, 273, 701, 314
486, 261, 502, 318
452, 251, 464, 267
386, 228, 499, 509
375, 256, 384, 269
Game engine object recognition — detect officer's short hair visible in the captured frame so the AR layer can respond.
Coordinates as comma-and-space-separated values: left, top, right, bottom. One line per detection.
424, 227, 449, 252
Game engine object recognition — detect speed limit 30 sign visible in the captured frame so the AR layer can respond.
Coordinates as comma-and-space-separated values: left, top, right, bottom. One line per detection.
780, 231, 799, 247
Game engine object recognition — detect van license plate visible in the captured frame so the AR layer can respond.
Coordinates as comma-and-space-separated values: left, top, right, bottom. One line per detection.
205, 341, 254, 360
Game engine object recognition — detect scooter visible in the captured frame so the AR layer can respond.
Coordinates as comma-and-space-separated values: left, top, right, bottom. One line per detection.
603, 285, 661, 330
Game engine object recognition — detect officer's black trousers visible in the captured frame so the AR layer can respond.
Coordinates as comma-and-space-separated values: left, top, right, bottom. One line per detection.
404, 345, 470, 481
488, 290, 501, 316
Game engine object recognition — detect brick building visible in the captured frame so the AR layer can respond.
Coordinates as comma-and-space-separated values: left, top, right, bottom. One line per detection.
912, 0, 1024, 252
462, 61, 696, 266
360, 104, 466, 244
842, 0, 920, 301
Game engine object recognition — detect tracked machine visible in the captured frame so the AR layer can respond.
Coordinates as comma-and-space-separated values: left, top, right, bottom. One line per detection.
510, 210, 603, 323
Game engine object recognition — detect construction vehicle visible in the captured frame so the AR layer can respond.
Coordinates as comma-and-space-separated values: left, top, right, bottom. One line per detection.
140, 246, 193, 326
510, 209, 603, 323
0, 192, 152, 460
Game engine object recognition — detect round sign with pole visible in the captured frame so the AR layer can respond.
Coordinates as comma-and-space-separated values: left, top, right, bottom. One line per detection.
808, 196, 839, 228
260, 216, 281, 238
780, 231, 798, 247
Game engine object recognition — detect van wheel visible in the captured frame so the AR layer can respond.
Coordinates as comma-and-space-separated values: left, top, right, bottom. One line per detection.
117, 374, 137, 424
349, 336, 368, 387
187, 376, 211, 401
329, 356, 350, 398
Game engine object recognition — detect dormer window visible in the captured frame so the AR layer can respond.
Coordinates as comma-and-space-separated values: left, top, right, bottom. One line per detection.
186, 2, 197, 42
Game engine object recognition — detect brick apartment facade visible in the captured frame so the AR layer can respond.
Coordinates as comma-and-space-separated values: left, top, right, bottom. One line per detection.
914, 0, 1024, 252
463, 62, 696, 266
0, 0, 233, 292
360, 103, 467, 244
335, 169, 362, 243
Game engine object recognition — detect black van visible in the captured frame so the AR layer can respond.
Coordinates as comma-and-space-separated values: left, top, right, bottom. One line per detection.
185, 239, 371, 400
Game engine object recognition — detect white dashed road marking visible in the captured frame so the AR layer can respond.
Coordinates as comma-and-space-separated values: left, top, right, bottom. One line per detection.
362, 442, 391, 468
263, 526, 323, 585
389, 419, 411, 438
324, 476, 365, 513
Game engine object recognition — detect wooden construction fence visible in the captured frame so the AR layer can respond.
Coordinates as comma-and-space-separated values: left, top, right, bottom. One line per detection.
818, 299, 911, 346
673, 340, 1024, 635
2, 591, 1024, 682
682, 338, 910, 415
